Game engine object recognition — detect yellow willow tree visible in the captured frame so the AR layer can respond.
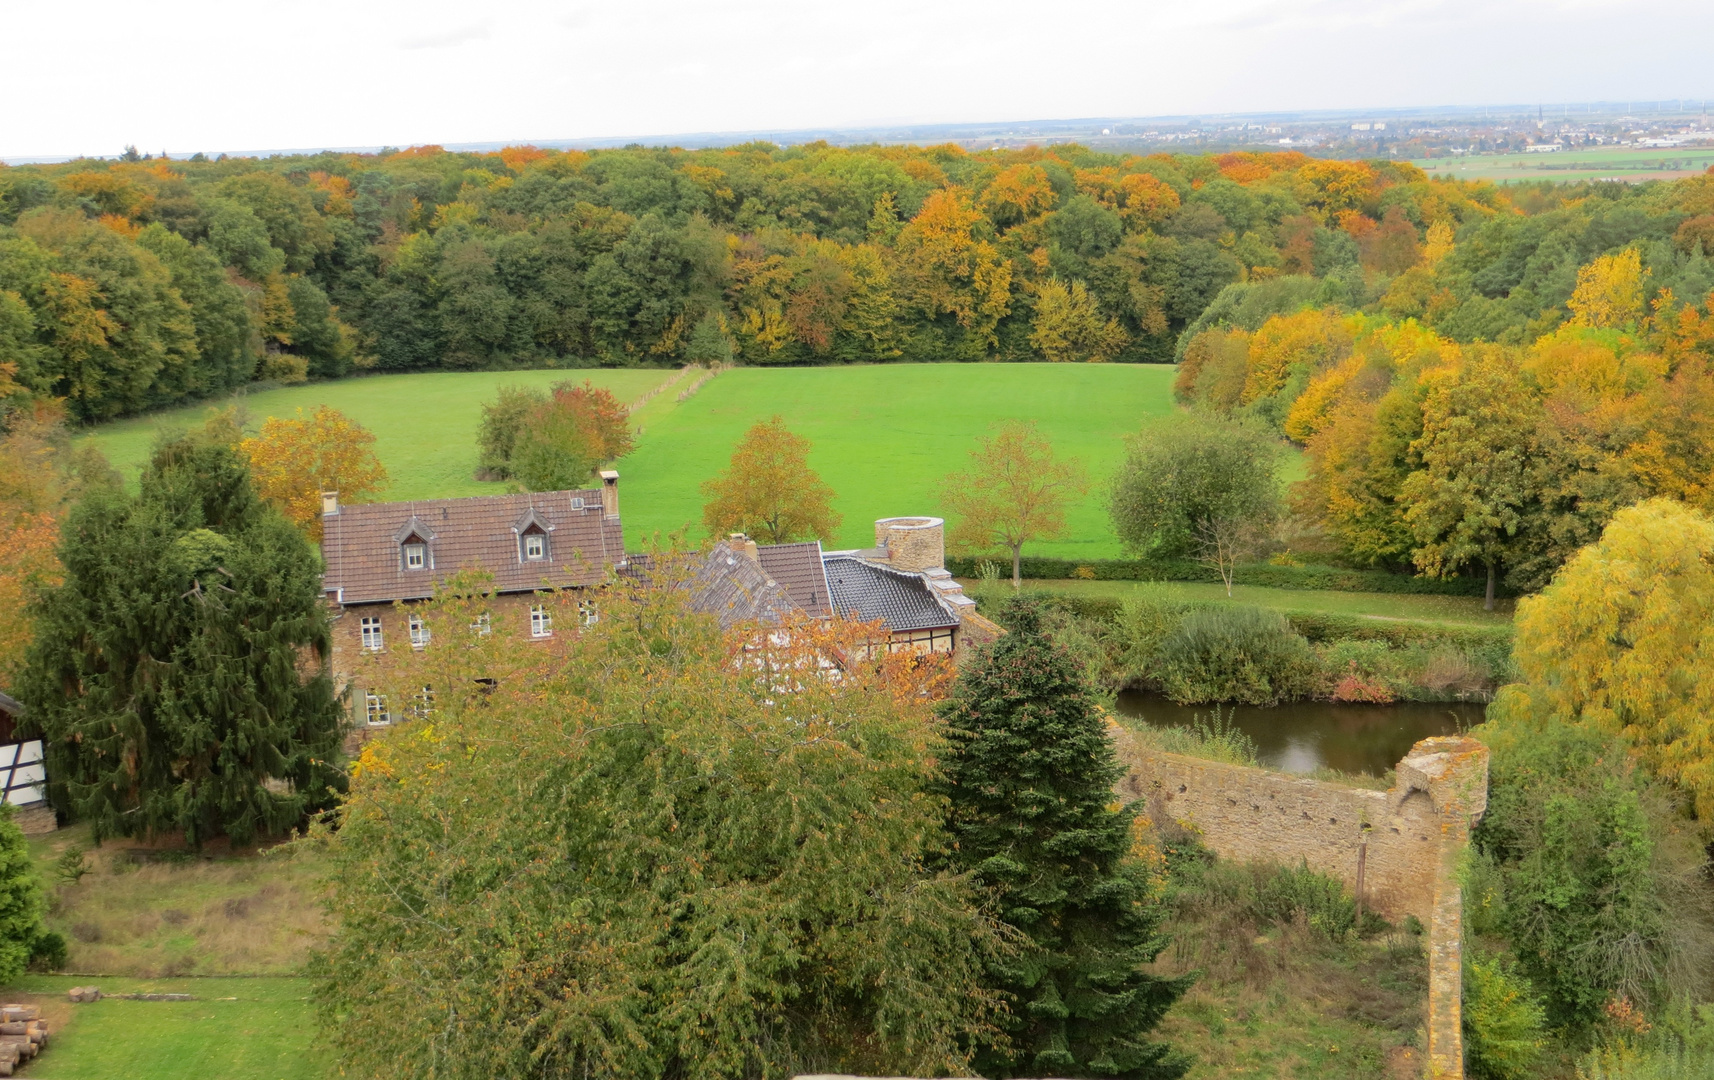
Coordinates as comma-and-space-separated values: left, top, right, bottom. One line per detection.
1501, 498, 1714, 817
240, 405, 387, 539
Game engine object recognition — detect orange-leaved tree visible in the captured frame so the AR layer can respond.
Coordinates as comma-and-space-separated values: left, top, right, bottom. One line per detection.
241, 405, 388, 539
701, 416, 842, 545
942, 420, 1087, 588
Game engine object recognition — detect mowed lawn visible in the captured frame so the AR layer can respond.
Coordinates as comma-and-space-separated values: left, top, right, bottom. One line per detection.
620, 363, 1181, 558
78, 363, 1190, 560
995, 578, 1515, 627
75, 368, 670, 501
8, 975, 327, 1080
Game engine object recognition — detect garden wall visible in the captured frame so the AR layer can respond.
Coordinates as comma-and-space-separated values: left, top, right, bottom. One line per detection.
1109, 728, 1488, 1080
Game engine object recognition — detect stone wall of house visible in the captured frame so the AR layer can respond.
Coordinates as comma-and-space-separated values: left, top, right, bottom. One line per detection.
1110, 727, 1488, 1079
330, 590, 581, 741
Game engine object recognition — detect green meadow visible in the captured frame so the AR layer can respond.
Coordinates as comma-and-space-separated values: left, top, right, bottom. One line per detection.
80, 363, 1194, 560
1412, 145, 1714, 183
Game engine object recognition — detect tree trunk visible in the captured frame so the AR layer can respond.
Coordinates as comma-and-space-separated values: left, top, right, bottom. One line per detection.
1485, 562, 1496, 611
1011, 544, 1023, 590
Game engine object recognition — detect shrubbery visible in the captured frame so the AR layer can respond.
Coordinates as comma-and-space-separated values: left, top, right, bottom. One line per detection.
1153, 606, 1316, 706
1462, 951, 1547, 1080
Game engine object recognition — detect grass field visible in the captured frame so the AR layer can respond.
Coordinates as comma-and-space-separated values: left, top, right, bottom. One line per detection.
993, 578, 1515, 627
76, 368, 668, 502
1413, 145, 1714, 182
30, 825, 329, 978
8, 975, 327, 1080
80, 363, 1194, 560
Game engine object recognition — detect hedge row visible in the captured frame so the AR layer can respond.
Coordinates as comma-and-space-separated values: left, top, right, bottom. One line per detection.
1027, 590, 1510, 643
948, 556, 1497, 597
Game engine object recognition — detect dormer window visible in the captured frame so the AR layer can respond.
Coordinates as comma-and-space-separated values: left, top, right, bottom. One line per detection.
512, 505, 555, 565
393, 516, 436, 572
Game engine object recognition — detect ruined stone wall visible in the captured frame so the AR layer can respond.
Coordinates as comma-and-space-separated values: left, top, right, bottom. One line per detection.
873, 517, 945, 574
1110, 727, 1488, 1078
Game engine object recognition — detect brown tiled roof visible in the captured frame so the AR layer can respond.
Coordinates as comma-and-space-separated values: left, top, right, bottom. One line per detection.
321, 489, 623, 605
756, 542, 833, 619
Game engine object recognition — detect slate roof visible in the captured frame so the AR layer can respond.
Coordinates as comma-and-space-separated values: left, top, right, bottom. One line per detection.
755, 542, 833, 619
822, 554, 961, 632
686, 542, 801, 629
321, 489, 623, 605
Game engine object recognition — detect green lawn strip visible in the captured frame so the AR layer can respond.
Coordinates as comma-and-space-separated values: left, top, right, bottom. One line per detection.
617, 362, 1205, 558
979, 577, 1515, 627
8, 975, 325, 1080
75, 368, 668, 500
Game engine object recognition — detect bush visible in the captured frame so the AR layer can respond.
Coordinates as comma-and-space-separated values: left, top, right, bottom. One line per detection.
1248, 861, 1359, 939
1579, 1001, 1714, 1080
0, 806, 47, 982
28, 930, 67, 972
1126, 705, 1258, 766
1154, 605, 1316, 705
1462, 951, 1547, 1080
1472, 714, 1714, 1028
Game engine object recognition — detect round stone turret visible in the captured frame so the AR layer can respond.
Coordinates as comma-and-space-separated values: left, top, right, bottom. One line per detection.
874, 517, 945, 573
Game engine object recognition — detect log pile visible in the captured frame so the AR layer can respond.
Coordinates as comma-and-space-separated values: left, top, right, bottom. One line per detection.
0, 1005, 48, 1076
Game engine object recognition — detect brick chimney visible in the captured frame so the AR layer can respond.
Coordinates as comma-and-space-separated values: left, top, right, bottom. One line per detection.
874, 516, 945, 573
728, 533, 761, 563
321, 491, 339, 516
599, 470, 620, 520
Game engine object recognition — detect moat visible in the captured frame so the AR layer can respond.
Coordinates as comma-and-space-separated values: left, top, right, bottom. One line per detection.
1113, 691, 1488, 777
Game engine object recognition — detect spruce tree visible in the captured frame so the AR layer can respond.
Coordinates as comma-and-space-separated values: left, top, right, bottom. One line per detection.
940, 600, 1188, 1079
19, 435, 344, 845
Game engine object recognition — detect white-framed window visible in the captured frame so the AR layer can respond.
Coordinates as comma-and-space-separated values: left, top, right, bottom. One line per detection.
578, 597, 598, 626
360, 616, 383, 652
364, 692, 390, 726
470, 612, 491, 636
530, 604, 553, 638
403, 542, 426, 570
412, 685, 434, 718
409, 613, 430, 649
524, 532, 546, 561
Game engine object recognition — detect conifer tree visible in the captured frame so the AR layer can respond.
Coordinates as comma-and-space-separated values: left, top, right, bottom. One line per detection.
939, 600, 1188, 1079
19, 435, 344, 845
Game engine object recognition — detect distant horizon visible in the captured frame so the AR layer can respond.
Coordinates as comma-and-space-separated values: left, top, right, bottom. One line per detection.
7, 99, 1711, 166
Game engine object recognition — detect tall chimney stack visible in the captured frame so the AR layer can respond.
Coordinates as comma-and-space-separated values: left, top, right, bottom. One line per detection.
599, 470, 620, 520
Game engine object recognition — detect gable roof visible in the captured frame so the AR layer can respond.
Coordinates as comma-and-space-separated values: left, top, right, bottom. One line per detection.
822, 554, 961, 632
687, 542, 801, 629
321, 489, 623, 605
755, 541, 833, 619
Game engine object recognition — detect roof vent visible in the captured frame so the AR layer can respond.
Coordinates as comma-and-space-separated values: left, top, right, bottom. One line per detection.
571, 497, 585, 510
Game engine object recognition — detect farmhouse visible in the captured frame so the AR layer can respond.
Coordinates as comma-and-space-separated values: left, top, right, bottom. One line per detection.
0, 692, 55, 835
321, 475, 1000, 728
319, 472, 626, 726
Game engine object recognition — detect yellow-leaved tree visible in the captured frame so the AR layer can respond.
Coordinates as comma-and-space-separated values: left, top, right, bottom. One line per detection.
240, 406, 388, 539
1567, 248, 1650, 329
701, 415, 842, 544
1028, 279, 1127, 363
1501, 498, 1714, 816
942, 421, 1086, 588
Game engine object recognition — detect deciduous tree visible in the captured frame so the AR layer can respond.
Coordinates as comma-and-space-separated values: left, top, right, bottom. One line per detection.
1399, 348, 1542, 608
1501, 498, 1714, 817
1028, 279, 1128, 363
701, 415, 841, 544
241, 405, 388, 539
943, 421, 1086, 588
1110, 413, 1281, 576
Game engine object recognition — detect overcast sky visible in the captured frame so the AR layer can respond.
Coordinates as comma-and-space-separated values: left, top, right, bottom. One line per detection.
5, 0, 1711, 159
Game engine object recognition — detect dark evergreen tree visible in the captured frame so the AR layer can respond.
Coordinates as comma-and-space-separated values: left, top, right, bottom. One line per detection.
19, 435, 344, 846
940, 600, 1189, 1079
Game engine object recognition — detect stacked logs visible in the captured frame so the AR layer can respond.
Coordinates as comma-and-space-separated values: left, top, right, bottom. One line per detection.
0, 1005, 48, 1076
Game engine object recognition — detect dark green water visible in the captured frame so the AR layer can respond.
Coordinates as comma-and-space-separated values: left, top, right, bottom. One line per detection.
1113, 691, 1487, 778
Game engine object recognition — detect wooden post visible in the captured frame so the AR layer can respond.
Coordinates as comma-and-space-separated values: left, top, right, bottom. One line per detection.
1353, 827, 1369, 931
